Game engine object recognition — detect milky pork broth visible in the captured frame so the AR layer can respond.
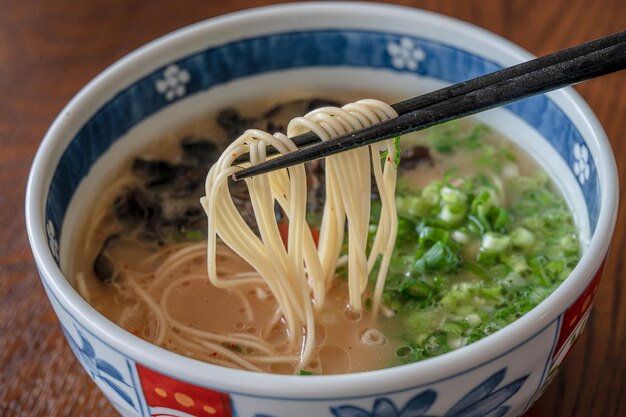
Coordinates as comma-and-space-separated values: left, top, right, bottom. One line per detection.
72, 94, 580, 375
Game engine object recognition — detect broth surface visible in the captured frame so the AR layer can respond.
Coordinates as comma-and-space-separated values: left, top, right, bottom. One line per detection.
72, 94, 579, 374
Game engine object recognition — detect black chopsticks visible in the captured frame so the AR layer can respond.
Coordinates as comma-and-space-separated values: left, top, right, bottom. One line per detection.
232, 30, 626, 181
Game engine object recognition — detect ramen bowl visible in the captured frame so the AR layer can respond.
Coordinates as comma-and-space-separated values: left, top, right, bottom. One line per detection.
26, 3, 618, 417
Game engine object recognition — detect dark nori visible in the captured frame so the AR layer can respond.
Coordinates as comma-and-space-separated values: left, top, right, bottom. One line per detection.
216, 108, 257, 141
261, 103, 284, 119
305, 160, 326, 214
95, 98, 368, 279
274, 201, 285, 224
114, 187, 161, 224
93, 253, 116, 283
266, 121, 283, 133
93, 234, 119, 283
181, 136, 219, 164
133, 158, 180, 182
306, 98, 341, 112
171, 165, 207, 195
398, 146, 434, 171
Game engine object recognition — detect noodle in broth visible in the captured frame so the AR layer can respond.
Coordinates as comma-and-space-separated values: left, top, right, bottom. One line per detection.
71, 94, 580, 375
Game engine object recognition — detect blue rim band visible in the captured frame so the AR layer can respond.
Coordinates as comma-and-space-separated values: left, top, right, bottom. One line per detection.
44, 29, 599, 262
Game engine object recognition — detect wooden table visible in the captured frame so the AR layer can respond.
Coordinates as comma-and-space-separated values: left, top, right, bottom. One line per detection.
1, 1, 624, 415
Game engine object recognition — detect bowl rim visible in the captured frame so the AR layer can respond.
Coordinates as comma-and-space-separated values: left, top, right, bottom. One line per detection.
25, 1, 618, 399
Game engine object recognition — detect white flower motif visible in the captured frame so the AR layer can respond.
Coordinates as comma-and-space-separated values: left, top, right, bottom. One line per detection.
573, 143, 590, 185
46, 219, 59, 260
386, 37, 426, 71
155, 65, 191, 101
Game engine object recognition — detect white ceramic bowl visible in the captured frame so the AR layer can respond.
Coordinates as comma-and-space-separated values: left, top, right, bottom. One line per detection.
26, 3, 618, 417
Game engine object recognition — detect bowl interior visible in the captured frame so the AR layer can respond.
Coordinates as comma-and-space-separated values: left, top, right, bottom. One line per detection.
26, 3, 616, 397
47, 28, 601, 272
59, 68, 593, 271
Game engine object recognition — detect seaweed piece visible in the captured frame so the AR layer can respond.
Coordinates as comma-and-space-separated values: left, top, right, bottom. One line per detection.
399, 146, 434, 172
229, 179, 256, 226
306, 98, 341, 111
216, 108, 257, 140
216, 108, 241, 130
274, 201, 285, 224
180, 136, 219, 164
133, 158, 179, 178
136, 230, 159, 243
132, 158, 180, 188
261, 103, 284, 119
171, 206, 207, 235
114, 188, 162, 226
266, 121, 284, 133
170, 165, 207, 197
184, 206, 203, 217
93, 253, 115, 283
305, 160, 326, 215
93, 235, 119, 283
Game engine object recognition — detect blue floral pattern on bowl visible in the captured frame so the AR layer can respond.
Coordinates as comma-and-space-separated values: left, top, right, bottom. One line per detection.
386, 37, 427, 71
332, 369, 527, 417
155, 65, 191, 101
62, 326, 138, 410
252, 368, 528, 417
42, 281, 147, 416
60, 323, 147, 415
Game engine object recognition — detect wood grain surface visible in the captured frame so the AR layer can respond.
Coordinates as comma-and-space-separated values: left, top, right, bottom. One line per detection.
1, 1, 624, 416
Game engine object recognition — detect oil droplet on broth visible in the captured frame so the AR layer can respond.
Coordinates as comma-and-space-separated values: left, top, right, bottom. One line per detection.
262, 325, 289, 345
318, 345, 350, 375
314, 323, 327, 345
274, 343, 290, 354
343, 306, 363, 321
359, 328, 387, 346
270, 363, 295, 375
320, 311, 338, 325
